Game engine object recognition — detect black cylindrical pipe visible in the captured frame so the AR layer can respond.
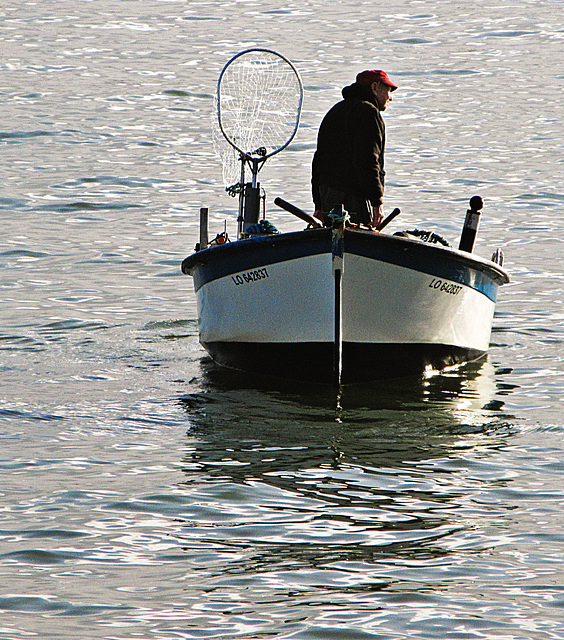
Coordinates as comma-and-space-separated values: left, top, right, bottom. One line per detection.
458, 196, 483, 253
198, 207, 209, 251
242, 182, 261, 233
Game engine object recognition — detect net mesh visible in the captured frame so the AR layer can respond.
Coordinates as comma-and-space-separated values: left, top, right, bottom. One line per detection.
212, 105, 243, 190
214, 49, 303, 188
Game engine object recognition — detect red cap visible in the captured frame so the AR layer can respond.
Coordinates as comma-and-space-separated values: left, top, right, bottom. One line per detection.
356, 70, 398, 91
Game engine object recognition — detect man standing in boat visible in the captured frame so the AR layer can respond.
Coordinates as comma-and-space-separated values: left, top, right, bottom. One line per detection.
312, 69, 397, 228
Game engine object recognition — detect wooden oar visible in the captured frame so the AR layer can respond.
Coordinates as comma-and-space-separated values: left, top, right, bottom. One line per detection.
274, 197, 322, 228
376, 207, 401, 231
275, 198, 400, 232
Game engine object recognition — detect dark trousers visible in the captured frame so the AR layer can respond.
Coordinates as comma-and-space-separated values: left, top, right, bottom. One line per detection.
318, 184, 371, 225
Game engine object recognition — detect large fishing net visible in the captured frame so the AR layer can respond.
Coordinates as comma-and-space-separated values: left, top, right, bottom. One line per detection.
212, 49, 303, 190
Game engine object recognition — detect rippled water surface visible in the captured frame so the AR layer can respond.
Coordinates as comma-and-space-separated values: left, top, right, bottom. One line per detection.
1, 1, 563, 638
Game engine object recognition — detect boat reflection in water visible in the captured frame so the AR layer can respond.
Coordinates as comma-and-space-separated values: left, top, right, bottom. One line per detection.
175, 360, 518, 584
179, 358, 517, 480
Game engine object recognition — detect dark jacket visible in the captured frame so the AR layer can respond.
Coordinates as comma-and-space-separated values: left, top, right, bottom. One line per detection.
312, 82, 386, 209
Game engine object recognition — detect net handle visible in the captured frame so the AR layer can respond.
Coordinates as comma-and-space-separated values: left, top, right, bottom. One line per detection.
217, 48, 304, 161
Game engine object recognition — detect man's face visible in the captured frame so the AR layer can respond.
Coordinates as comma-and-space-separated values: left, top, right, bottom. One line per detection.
372, 82, 393, 110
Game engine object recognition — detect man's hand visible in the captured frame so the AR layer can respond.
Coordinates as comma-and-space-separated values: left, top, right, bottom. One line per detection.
314, 210, 330, 227
371, 204, 384, 228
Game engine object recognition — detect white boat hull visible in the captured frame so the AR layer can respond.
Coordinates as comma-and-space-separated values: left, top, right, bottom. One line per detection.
342, 253, 495, 350
198, 252, 334, 344
182, 228, 508, 383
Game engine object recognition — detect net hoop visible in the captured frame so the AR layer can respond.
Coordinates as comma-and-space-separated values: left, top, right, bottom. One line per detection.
216, 48, 304, 163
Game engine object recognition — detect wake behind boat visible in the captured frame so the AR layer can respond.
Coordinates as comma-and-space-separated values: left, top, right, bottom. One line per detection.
181, 49, 509, 385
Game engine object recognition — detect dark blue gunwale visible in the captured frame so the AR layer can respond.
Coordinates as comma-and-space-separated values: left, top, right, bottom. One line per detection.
183, 229, 331, 292
347, 231, 507, 301
182, 228, 508, 301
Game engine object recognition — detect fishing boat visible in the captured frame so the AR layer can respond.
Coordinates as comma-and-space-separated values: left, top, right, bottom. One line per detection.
181, 49, 509, 385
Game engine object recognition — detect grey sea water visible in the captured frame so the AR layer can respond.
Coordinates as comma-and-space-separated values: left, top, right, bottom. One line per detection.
1, 1, 563, 638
